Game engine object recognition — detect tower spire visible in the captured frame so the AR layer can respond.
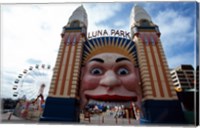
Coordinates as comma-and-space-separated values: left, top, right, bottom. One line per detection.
130, 5, 152, 28
67, 5, 88, 28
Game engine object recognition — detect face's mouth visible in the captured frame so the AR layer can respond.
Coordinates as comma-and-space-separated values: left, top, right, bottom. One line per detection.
85, 94, 137, 108
86, 94, 137, 101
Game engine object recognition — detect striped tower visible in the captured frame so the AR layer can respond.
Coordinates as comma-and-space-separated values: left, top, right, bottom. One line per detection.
130, 5, 186, 124
40, 5, 87, 122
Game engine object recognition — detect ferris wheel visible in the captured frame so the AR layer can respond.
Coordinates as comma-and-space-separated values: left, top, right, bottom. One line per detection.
12, 64, 53, 101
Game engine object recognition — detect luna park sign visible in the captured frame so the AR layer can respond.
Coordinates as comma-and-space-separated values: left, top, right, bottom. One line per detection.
87, 29, 131, 39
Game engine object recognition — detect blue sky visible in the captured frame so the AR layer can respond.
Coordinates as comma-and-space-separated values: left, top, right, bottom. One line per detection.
1, 2, 198, 98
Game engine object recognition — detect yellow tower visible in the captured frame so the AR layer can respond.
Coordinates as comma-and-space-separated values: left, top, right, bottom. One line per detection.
130, 5, 185, 123
40, 5, 87, 122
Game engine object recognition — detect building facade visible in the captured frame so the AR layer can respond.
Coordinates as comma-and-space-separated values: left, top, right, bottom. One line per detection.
130, 5, 185, 124
170, 65, 198, 124
40, 5, 187, 124
170, 65, 195, 92
131, 5, 177, 101
40, 6, 87, 122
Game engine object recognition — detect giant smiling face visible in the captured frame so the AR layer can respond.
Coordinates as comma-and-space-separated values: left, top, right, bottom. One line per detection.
80, 53, 142, 110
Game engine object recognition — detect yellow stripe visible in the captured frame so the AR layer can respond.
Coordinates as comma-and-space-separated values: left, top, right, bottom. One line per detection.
88, 40, 95, 52
56, 46, 69, 95
118, 37, 124, 47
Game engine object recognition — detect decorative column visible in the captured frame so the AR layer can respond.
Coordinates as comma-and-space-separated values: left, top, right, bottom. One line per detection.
40, 5, 88, 122
130, 5, 186, 124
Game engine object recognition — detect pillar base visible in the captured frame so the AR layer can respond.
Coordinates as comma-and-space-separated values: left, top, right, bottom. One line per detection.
140, 100, 187, 124
40, 97, 80, 123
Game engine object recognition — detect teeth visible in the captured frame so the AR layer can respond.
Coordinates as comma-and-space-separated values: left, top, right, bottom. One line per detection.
87, 99, 133, 108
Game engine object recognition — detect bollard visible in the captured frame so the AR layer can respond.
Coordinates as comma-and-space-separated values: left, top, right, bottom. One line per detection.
128, 117, 131, 124
8, 112, 12, 120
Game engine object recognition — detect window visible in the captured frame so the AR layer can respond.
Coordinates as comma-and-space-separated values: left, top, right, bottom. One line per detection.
150, 36, 155, 45
155, 26, 160, 33
132, 27, 138, 34
173, 79, 178, 83
72, 35, 77, 45
171, 72, 176, 75
82, 27, 86, 33
144, 36, 149, 45
70, 21, 80, 27
175, 84, 179, 87
67, 36, 70, 45
140, 19, 150, 27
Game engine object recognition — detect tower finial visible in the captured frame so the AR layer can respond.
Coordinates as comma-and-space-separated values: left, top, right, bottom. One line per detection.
130, 5, 152, 28
134, 3, 138, 7
67, 5, 88, 28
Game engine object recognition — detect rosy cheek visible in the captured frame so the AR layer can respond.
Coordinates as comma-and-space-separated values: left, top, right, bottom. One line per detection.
81, 74, 101, 90
120, 74, 139, 91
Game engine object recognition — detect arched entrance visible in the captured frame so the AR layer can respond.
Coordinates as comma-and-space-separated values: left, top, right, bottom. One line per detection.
79, 36, 141, 124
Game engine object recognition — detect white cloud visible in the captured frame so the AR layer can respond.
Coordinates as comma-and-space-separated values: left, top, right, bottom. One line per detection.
1, 4, 81, 67
168, 52, 194, 68
114, 20, 126, 27
1, 69, 19, 98
154, 9, 193, 45
1, 4, 82, 98
152, 9, 194, 68
85, 3, 123, 31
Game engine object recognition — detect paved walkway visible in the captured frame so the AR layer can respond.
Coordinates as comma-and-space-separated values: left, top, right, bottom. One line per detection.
1, 112, 36, 123
1, 112, 140, 125
80, 114, 140, 125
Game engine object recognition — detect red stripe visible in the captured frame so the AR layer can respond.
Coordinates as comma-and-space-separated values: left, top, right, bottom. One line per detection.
77, 33, 81, 44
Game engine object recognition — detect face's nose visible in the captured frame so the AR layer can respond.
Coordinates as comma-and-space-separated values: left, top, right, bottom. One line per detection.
99, 70, 121, 88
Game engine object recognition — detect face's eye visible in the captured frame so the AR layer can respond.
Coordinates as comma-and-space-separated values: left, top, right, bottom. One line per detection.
117, 67, 129, 75
90, 68, 103, 75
